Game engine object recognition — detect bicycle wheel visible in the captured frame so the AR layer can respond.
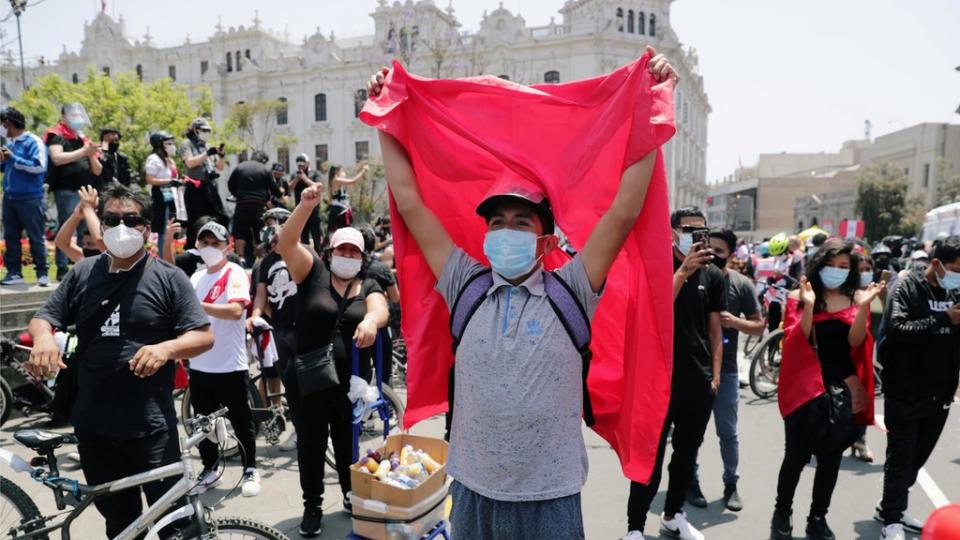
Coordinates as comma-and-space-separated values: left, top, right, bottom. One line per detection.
325, 386, 406, 470
749, 330, 783, 399
390, 338, 408, 388
182, 516, 289, 539
180, 380, 263, 459
0, 477, 46, 539
0, 377, 13, 426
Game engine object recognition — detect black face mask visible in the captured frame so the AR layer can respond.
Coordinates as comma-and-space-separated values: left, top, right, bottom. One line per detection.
107, 141, 120, 153
82, 247, 101, 258
712, 256, 728, 270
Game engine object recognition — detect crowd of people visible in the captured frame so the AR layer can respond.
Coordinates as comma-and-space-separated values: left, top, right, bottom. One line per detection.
3, 54, 959, 540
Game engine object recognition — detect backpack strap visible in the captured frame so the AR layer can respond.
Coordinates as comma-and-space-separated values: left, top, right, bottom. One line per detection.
543, 271, 596, 426
449, 269, 494, 354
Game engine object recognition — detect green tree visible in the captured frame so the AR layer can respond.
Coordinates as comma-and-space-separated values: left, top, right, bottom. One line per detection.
855, 162, 926, 240
220, 98, 297, 155
11, 67, 230, 185
936, 157, 960, 206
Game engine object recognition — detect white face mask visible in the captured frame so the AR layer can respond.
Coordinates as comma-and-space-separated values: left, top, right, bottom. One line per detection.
198, 246, 225, 267
164, 143, 177, 157
0, 124, 7, 138
102, 224, 145, 259
330, 255, 362, 279
197, 131, 210, 142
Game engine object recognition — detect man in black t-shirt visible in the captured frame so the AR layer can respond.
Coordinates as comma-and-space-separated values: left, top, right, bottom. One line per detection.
228, 151, 281, 267
289, 154, 324, 249
627, 206, 726, 539
97, 127, 132, 188
28, 184, 213, 538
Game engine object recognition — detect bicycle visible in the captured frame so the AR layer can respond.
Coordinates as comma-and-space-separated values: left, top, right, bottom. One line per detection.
0, 408, 289, 540
749, 327, 784, 399
0, 334, 70, 427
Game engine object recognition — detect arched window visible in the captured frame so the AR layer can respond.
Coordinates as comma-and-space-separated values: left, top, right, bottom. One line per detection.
314, 93, 327, 122
354, 89, 367, 118
102, 66, 110, 77
136, 64, 143, 80
245, 49, 251, 59
649, 14, 656, 36
276, 97, 288, 125
235, 50, 242, 71
638, 12, 645, 35
71, 73, 79, 84
226, 52, 233, 72
616, 8, 624, 32
627, 10, 634, 33
544, 70, 560, 84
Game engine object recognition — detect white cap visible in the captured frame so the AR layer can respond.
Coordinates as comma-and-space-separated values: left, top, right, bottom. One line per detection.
330, 227, 364, 251
910, 250, 930, 261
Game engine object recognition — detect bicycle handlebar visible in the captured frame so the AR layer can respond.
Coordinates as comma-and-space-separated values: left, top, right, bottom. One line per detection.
183, 407, 229, 431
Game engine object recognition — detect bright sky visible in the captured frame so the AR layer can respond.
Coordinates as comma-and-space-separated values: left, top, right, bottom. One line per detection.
3, 0, 958, 182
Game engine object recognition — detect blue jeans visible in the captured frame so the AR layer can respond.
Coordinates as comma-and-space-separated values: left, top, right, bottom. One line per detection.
2, 196, 49, 276
54, 189, 81, 269
695, 371, 741, 486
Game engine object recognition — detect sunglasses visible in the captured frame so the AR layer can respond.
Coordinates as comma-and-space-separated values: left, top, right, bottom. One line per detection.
679, 226, 708, 234
102, 212, 147, 228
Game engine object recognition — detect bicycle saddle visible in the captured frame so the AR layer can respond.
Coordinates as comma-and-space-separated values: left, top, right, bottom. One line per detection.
13, 429, 78, 451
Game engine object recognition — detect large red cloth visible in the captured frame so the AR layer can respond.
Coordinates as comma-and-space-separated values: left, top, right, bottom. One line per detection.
360, 55, 676, 483
778, 297, 875, 425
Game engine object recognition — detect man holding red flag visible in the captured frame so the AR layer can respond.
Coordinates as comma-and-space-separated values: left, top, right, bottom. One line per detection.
367, 47, 677, 538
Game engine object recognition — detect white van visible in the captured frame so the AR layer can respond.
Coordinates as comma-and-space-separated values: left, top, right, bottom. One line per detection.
922, 202, 960, 242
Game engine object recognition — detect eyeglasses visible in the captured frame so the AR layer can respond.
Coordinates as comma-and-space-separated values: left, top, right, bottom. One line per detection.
679, 226, 708, 234
102, 213, 147, 228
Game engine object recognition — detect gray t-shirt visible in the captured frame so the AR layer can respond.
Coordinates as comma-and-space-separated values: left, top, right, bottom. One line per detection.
436, 247, 601, 502
721, 269, 760, 373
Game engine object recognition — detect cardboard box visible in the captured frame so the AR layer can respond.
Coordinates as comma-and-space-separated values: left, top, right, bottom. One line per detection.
349, 483, 449, 540
350, 434, 448, 507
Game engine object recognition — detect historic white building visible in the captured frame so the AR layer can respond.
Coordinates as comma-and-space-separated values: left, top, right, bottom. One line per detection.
1, 0, 710, 208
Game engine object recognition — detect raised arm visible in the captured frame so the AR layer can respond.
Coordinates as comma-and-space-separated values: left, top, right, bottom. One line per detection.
277, 185, 322, 283
53, 207, 86, 263
78, 185, 105, 251
333, 165, 369, 188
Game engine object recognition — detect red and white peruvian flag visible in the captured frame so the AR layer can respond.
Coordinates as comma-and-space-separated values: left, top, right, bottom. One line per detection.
839, 219, 865, 239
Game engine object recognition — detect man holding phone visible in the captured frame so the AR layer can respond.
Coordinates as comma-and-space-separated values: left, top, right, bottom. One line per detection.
625, 206, 725, 540
181, 117, 227, 249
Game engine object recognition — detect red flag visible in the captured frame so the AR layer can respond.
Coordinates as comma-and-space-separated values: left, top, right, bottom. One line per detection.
360, 55, 676, 483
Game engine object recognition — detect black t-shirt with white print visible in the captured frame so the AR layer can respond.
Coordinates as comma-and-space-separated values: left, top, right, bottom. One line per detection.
257, 251, 298, 330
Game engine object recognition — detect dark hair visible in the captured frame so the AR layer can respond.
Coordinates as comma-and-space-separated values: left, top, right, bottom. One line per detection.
811, 233, 828, 247
670, 206, 707, 228
251, 150, 269, 164
360, 226, 377, 253
98, 184, 153, 224
328, 165, 342, 183
932, 235, 960, 264
0, 107, 26, 129
709, 228, 737, 255
805, 238, 861, 313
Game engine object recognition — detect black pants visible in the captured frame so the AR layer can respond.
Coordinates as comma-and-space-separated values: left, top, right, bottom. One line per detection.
283, 368, 354, 509
188, 369, 257, 470
774, 409, 845, 518
768, 301, 783, 332
627, 384, 714, 531
77, 430, 180, 538
300, 210, 323, 250
880, 397, 950, 525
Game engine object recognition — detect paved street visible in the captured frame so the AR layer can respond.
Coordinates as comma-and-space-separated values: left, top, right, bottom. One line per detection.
2, 380, 958, 539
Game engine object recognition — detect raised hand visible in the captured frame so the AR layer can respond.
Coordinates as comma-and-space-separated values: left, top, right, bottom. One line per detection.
368, 67, 391, 98
859, 282, 885, 306
78, 185, 99, 209
799, 276, 816, 306
678, 242, 713, 278
645, 45, 678, 83
299, 184, 324, 208
164, 219, 182, 241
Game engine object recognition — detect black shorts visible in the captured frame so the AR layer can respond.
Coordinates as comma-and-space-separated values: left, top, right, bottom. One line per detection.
232, 202, 266, 243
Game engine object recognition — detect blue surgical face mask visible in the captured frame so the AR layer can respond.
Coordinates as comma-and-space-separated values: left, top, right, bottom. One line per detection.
859, 272, 873, 289
819, 266, 850, 290
67, 117, 86, 133
936, 266, 960, 291
483, 229, 542, 280
676, 233, 694, 256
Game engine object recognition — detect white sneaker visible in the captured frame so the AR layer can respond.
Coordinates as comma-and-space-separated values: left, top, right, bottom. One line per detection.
874, 506, 923, 533
195, 467, 221, 492
37, 275, 49, 287
880, 524, 905, 540
660, 511, 704, 540
621, 531, 645, 540
241, 468, 261, 497
279, 431, 298, 452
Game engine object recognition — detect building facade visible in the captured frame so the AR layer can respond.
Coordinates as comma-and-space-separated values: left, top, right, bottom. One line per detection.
0, 0, 710, 208
861, 123, 960, 208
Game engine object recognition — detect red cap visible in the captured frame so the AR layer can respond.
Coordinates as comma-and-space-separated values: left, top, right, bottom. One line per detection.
475, 172, 554, 234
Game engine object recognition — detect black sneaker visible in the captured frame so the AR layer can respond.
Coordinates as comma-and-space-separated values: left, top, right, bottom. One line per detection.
722, 483, 743, 512
685, 481, 708, 508
806, 515, 836, 540
299, 507, 322, 538
770, 509, 792, 540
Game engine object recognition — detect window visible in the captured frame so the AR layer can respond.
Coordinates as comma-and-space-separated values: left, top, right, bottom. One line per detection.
276, 97, 288, 125
102, 66, 110, 77
71, 73, 79, 84
627, 10, 634, 33
200, 61, 209, 75
314, 93, 327, 122
136, 64, 143, 80
638, 12, 645, 34
238, 149, 248, 163
354, 89, 367, 117
923, 163, 930, 188
904, 166, 910, 178
355, 141, 370, 162
616, 8, 624, 32
798, 220, 804, 231
245, 49, 251, 59
649, 14, 656, 36
277, 148, 290, 172
168, 65, 176, 81
236, 50, 242, 71
544, 70, 560, 84
315, 144, 329, 170
226, 52, 233, 72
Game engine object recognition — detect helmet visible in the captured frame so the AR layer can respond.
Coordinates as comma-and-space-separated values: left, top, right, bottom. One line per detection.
758, 242, 770, 257
262, 207, 291, 224
190, 117, 212, 131
768, 233, 789, 256
250, 150, 269, 164
871, 243, 892, 256
149, 131, 174, 149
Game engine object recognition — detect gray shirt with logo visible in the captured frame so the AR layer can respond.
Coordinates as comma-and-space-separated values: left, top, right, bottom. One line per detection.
436, 247, 601, 502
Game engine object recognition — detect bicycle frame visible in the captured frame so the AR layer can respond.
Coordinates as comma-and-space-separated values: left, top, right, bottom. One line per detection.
0, 411, 228, 540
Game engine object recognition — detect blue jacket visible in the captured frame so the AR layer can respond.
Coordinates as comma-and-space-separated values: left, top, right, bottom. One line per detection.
2, 132, 47, 201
